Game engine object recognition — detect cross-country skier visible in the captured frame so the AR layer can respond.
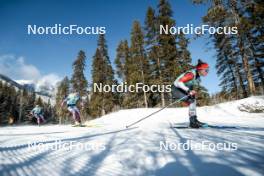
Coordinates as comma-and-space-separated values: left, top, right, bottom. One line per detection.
31, 104, 45, 126
61, 92, 82, 126
172, 59, 209, 128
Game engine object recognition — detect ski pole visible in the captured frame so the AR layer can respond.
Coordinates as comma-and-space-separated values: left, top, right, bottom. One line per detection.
125, 95, 189, 128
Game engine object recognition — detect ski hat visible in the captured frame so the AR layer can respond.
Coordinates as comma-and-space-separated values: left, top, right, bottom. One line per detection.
196, 59, 209, 70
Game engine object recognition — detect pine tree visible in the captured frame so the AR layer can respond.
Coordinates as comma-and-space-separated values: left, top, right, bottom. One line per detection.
144, 2, 192, 107
35, 96, 44, 106
145, 7, 157, 50
115, 40, 131, 82
90, 34, 116, 117
21, 89, 35, 122
90, 49, 105, 117
157, 0, 178, 81
55, 76, 70, 124
198, 0, 263, 97
0, 83, 20, 124
115, 40, 131, 107
115, 40, 126, 80
71, 50, 88, 96
229, 0, 256, 95
44, 99, 53, 122
156, 0, 180, 106
144, 6, 164, 107
98, 34, 116, 114
2, 84, 13, 124
71, 50, 88, 121
128, 20, 150, 108
177, 31, 192, 71
244, 0, 264, 94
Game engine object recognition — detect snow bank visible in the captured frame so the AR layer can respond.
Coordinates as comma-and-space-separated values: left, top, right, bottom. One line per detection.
89, 96, 264, 129
237, 96, 264, 113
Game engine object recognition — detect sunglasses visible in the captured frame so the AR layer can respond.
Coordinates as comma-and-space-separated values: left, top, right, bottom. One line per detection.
199, 68, 209, 73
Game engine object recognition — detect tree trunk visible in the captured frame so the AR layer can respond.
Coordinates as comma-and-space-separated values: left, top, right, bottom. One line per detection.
248, 34, 264, 94
227, 62, 238, 99
238, 38, 256, 95
157, 56, 165, 107
101, 109, 105, 116
143, 92, 148, 108
160, 92, 165, 107
231, 5, 256, 95
235, 64, 247, 98
101, 96, 105, 116
140, 70, 148, 108
242, 55, 256, 95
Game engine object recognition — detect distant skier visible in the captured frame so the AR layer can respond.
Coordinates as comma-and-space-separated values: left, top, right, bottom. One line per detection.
61, 92, 82, 126
31, 104, 45, 126
172, 59, 209, 128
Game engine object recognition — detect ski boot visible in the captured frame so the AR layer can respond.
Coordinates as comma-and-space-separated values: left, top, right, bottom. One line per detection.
72, 121, 82, 127
196, 118, 208, 127
189, 116, 208, 128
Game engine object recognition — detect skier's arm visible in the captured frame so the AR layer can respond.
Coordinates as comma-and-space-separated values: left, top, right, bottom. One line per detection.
30, 108, 35, 115
61, 98, 67, 107
174, 72, 194, 92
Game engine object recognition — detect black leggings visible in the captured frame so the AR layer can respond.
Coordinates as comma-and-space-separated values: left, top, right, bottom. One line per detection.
171, 86, 195, 104
171, 85, 196, 117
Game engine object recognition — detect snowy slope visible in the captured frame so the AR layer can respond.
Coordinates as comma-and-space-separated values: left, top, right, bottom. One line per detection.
90, 96, 264, 129
0, 96, 264, 176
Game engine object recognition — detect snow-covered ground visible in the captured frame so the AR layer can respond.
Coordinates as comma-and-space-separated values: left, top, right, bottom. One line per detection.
1, 96, 264, 176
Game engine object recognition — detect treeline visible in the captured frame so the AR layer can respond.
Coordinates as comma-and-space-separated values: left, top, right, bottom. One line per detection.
2, 0, 262, 124
194, 0, 264, 100
0, 81, 53, 125
55, 0, 210, 121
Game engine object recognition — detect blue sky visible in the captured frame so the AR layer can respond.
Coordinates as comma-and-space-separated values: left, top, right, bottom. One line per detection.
0, 0, 220, 93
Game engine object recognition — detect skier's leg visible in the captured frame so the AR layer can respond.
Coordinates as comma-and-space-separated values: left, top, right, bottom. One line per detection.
73, 107, 81, 123
68, 106, 76, 121
188, 97, 207, 128
172, 86, 197, 127
68, 106, 80, 124
36, 115, 40, 126
188, 97, 196, 117
172, 86, 188, 101
188, 97, 199, 128
40, 115, 45, 123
